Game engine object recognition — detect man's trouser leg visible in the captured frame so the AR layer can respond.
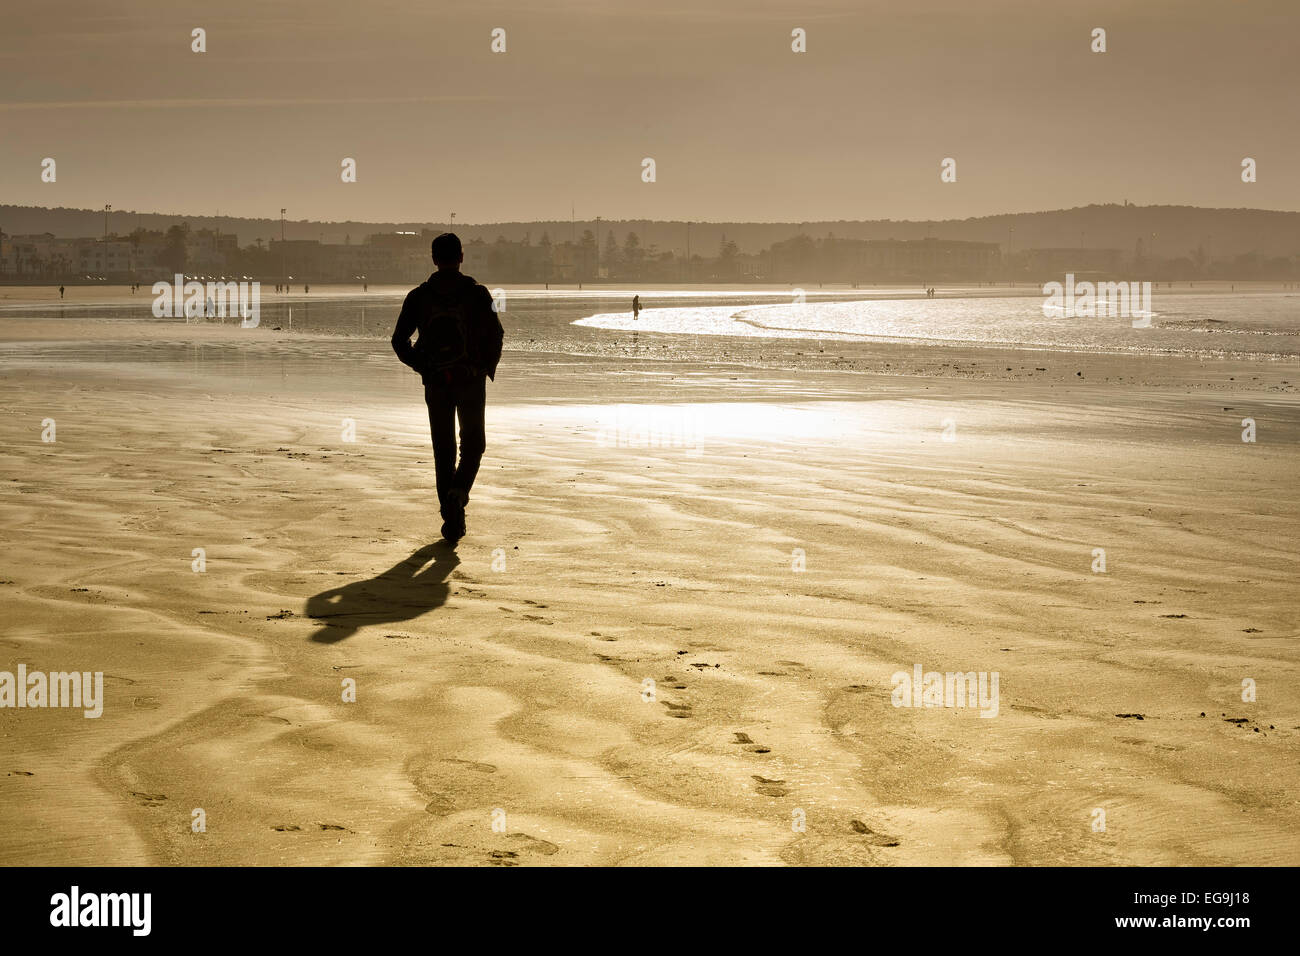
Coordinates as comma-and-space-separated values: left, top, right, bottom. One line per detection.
424, 383, 458, 520
453, 375, 487, 500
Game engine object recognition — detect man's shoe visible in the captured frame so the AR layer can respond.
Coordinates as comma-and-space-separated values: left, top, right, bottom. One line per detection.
441, 490, 467, 541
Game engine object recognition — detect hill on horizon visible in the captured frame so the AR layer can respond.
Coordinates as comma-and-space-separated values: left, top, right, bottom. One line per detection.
2, 203, 1298, 262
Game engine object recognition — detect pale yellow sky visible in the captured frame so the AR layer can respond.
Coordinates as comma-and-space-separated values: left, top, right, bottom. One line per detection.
1, 0, 1296, 223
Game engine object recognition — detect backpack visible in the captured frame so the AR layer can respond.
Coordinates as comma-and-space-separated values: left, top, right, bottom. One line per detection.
415, 279, 473, 373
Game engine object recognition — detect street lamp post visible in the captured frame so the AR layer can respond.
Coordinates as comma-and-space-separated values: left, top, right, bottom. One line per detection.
686, 221, 691, 282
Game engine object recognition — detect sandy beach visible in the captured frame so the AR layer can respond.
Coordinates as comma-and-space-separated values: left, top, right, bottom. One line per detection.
1, 313, 1298, 866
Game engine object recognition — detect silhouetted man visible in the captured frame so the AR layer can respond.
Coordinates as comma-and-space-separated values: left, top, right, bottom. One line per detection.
392, 233, 503, 541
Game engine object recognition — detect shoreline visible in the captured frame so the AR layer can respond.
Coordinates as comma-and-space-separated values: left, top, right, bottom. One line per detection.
1, 316, 1298, 393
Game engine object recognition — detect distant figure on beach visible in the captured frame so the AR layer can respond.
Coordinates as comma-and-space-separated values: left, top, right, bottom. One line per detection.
58, 285, 64, 299
304, 283, 310, 294
392, 233, 504, 542
632, 294, 641, 319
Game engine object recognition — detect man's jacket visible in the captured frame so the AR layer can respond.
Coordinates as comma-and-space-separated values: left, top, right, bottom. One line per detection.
391, 271, 504, 383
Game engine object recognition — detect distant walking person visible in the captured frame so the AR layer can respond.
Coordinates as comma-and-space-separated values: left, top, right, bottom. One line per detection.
58, 285, 65, 299
632, 294, 641, 319
392, 233, 504, 541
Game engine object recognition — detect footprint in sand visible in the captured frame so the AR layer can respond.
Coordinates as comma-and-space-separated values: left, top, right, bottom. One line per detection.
507, 833, 560, 856
753, 775, 789, 797
130, 791, 167, 807
424, 795, 457, 816
1011, 703, 1059, 719
761, 661, 811, 678
849, 820, 901, 846
732, 732, 771, 754
662, 701, 693, 718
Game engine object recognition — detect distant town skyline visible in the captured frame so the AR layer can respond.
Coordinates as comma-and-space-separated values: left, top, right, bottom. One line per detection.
2, 0, 1298, 222
7, 202, 1299, 284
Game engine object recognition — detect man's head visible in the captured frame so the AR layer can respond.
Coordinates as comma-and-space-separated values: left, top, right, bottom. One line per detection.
431, 233, 463, 271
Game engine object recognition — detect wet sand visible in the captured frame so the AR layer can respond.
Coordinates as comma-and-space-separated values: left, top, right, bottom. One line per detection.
1, 317, 1297, 865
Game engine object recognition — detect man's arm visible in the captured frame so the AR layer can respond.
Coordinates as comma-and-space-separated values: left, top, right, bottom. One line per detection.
475, 285, 504, 381
391, 288, 422, 369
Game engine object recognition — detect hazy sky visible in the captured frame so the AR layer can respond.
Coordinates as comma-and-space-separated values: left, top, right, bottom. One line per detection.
2, 0, 1297, 224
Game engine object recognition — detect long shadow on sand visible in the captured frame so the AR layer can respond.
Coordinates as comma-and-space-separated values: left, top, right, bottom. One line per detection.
304, 542, 461, 644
